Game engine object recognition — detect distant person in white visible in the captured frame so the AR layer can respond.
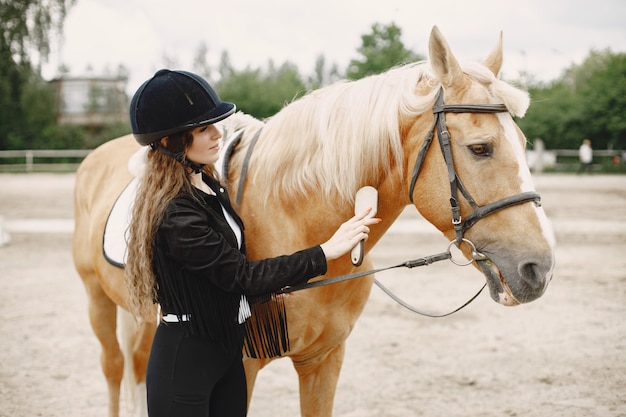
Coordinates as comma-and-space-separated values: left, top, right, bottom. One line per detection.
578, 139, 593, 174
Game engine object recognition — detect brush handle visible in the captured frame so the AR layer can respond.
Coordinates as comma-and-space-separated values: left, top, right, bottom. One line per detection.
351, 186, 378, 266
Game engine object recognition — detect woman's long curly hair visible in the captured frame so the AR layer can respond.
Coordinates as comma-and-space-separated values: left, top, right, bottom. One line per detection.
124, 129, 218, 321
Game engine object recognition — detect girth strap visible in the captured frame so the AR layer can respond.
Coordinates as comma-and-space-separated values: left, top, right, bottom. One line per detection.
236, 128, 262, 207
221, 128, 244, 186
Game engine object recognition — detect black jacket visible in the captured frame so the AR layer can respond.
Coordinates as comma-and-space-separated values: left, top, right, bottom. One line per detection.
152, 174, 327, 355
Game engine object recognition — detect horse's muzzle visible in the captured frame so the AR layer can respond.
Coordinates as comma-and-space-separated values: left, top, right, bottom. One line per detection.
477, 253, 553, 305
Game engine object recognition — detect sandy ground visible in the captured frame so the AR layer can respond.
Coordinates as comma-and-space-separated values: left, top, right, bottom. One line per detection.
0, 173, 625, 417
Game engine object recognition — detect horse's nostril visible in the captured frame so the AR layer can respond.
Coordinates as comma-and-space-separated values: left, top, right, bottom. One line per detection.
519, 261, 546, 291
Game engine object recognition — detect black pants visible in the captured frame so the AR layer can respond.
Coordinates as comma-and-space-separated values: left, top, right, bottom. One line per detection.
578, 162, 592, 173
146, 322, 247, 417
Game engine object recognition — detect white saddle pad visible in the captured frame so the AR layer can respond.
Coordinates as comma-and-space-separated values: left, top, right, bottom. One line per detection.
103, 177, 138, 268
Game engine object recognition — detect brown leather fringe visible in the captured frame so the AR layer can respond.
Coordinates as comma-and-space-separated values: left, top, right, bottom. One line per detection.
243, 293, 290, 358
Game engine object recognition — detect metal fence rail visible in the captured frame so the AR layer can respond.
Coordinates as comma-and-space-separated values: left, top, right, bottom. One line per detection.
0, 149, 92, 172
528, 148, 624, 173
0, 148, 623, 173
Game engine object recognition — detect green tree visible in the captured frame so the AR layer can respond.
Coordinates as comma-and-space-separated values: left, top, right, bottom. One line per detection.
192, 42, 212, 82
521, 80, 579, 149
574, 50, 626, 150
217, 50, 234, 80
308, 54, 342, 90
346, 22, 423, 80
216, 61, 306, 119
0, 0, 76, 149
519, 49, 626, 151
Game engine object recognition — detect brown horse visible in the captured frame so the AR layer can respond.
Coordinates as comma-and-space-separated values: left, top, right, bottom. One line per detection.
73, 26, 555, 417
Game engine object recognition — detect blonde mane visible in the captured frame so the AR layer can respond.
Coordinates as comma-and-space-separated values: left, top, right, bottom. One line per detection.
226, 61, 529, 206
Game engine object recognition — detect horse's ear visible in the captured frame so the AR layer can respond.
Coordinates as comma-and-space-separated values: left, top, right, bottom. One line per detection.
428, 26, 464, 89
483, 31, 503, 76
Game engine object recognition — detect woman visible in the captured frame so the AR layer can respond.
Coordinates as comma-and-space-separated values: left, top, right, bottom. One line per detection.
124, 69, 380, 417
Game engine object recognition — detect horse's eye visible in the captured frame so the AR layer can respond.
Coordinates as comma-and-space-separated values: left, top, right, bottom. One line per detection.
468, 144, 492, 157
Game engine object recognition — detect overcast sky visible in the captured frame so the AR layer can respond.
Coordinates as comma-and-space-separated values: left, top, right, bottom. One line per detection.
42, 0, 626, 93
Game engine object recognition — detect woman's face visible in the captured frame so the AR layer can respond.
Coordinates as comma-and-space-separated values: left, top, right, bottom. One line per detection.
185, 124, 222, 166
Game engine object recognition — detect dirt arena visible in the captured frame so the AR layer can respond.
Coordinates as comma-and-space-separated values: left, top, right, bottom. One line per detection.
0, 172, 624, 417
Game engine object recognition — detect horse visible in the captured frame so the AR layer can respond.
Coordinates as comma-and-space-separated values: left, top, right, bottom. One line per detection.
72, 26, 555, 417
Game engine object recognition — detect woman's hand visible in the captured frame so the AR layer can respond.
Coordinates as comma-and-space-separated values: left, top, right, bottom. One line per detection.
319, 208, 381, 261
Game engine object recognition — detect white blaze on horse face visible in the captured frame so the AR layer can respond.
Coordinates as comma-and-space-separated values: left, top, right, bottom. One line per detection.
497, 113, 556, 249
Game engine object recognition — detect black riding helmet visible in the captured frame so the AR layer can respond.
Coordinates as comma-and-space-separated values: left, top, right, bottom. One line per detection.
130, 69, 235, 146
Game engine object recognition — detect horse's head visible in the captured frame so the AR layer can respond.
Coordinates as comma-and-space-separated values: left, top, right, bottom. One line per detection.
406, 26, 555, 305
218, 26, 554, 307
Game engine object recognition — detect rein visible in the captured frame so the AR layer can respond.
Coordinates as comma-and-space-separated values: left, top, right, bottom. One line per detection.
280, 240, 487, 318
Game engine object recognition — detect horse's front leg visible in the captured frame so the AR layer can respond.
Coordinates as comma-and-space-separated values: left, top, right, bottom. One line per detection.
293, 343, 346, 417
243, 356, 272, 410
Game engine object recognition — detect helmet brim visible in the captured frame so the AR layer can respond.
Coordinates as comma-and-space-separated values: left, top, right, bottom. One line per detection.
133, 101, 236, 146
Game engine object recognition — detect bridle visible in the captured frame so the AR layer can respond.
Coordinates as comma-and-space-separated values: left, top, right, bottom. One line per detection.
408, 87, 541, 253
